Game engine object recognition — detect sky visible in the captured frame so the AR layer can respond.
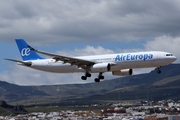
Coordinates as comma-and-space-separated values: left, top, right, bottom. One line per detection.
0, 0, 180, 85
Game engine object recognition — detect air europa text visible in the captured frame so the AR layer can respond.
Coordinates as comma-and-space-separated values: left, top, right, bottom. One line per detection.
115, 54, 153, 61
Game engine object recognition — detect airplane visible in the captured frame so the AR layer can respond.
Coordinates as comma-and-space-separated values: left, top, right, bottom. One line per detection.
5, 39, 177, 82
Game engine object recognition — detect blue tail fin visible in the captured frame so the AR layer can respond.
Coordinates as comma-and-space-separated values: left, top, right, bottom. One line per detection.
15, 39, 44, 61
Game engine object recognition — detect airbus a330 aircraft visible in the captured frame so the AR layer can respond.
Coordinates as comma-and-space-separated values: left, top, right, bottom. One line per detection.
5, 39, 177, 82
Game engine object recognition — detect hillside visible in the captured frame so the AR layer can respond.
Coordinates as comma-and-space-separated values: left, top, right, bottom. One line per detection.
0, 64, 180, 105
0, 100, 27, 116
76, 64, 180, 102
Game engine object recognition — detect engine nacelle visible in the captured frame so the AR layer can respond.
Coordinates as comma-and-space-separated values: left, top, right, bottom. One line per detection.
90, 63, 111, 72
112, 69, 133, 76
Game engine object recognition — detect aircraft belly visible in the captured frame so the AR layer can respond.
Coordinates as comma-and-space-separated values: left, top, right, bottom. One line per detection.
50, 65, 84, 73
154, 59, 174, 66
116, 60, 156, 69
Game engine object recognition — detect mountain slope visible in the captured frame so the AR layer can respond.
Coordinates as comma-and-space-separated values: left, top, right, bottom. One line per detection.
0, 64, 179, 104
78, 64, 180, 102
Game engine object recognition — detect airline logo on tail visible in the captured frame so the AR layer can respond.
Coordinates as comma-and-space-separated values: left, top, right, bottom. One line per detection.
21, 48, 31, 56
15, 39, 44, 61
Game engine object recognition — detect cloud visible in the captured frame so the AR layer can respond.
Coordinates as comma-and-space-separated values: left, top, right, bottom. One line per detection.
144, 35, 180, 63
1, 0, 180, 44
56, 45, 114, 56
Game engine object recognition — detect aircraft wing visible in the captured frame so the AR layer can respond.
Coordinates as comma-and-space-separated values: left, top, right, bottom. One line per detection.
29, 46, 96, 69
4, 58, 32, 66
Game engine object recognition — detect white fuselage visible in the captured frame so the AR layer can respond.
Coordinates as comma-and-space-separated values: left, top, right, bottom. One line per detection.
20, 51, 177, 74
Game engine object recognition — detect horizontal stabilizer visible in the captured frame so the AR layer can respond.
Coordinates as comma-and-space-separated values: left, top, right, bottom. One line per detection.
4, 58, 32, 66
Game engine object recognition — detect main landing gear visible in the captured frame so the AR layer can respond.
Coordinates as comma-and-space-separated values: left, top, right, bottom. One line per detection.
81, 72, 91, 80
94, 73, 104, 82
157, 66, 161, 74
81, 72, 104, 82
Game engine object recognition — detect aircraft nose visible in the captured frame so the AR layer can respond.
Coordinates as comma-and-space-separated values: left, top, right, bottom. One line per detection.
172, 56, 177, 62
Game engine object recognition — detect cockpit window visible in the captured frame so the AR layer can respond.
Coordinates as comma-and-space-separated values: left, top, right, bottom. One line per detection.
166, 54, 173, 56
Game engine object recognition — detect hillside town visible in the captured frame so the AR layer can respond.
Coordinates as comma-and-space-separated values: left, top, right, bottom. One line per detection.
1, 99, 180, 120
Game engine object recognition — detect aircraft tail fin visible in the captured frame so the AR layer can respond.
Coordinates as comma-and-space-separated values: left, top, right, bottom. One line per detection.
15, 39, 44, 61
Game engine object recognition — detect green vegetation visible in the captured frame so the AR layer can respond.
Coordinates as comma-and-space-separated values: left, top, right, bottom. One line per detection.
0, 107, 13, 116
25, 105, 111, 113
26, 106, 65, 113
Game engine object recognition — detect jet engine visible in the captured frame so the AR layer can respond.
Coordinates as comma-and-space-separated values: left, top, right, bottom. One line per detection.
112, 69, 133, 76
90, 63, 111, 72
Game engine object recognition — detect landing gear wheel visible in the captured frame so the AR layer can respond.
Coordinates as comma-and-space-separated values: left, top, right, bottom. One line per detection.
99, 76, 104, 80
81, 72, 91, 80
86, 73, 91, 77
157, 70, 161, 74
157, 66, 161, 74
94, 78, 100, 82
81, 76, 87, 80
94, 72, 105, 82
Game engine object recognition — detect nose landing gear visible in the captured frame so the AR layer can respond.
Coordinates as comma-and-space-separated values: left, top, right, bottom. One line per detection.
157, 67, 161, 74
